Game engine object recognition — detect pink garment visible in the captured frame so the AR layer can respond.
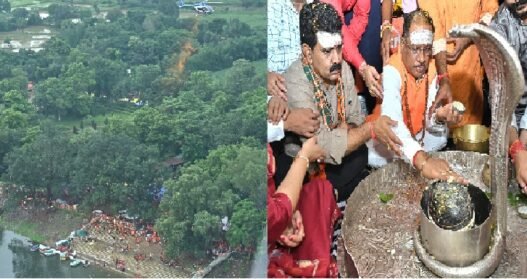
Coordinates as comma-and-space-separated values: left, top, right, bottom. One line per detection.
322, 0, 371, 69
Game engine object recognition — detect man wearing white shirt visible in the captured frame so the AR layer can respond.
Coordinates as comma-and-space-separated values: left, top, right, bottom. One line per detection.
368, 9, 467, 183
267, 0, 320, 144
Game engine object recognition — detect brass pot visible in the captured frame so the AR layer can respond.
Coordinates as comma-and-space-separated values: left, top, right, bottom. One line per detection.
452, 125, 490, 153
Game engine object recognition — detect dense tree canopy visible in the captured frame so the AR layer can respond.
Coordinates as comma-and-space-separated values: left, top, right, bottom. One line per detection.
156, 143, 265, 257
0, 0, 266, 262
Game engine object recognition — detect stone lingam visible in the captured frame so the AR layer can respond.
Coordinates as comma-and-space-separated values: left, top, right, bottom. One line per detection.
424, 182, 476, 232
418, 181, 492, 268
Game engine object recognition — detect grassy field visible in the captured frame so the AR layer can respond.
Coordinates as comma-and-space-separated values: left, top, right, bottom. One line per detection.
180, 6, 266, 31
9, 0, 266, 29
212, 59, 265, 80
10, 0, 54, 8
50, 102, 136, 132
0, 207, 86, 244
10, 0, 109, 8
0, 216, 47, 242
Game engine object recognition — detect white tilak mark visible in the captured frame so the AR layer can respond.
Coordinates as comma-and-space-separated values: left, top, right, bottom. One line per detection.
316, 31, 342, 49
409, 29, 433, 45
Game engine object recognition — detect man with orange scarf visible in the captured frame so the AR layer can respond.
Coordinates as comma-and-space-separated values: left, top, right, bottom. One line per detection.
418, 0, 498, 127
368, 9, 467, 183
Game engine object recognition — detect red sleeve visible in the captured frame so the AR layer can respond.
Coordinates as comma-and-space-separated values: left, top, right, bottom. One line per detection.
267, 192, 293, 244
342, 0, 370, 68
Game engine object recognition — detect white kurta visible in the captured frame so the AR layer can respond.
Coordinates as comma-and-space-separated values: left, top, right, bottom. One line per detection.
368, 65, 448, 168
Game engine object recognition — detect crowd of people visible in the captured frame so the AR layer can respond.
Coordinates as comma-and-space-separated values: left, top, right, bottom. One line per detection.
89, 213, 161, 245
267, 0, 527, 277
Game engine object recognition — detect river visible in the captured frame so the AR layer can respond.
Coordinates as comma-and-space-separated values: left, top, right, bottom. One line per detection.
0, 229, 125, 278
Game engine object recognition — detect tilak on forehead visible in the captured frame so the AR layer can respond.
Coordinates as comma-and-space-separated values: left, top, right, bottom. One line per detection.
409, 29, 433, 45
309, 2, 342, 49
316, 31, 342, 49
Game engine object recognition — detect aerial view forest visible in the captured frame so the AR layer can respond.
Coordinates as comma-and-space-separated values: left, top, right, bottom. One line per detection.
0, 0, 266, 277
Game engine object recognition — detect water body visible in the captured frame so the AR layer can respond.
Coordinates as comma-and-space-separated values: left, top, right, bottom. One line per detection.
0, 229, 124, 278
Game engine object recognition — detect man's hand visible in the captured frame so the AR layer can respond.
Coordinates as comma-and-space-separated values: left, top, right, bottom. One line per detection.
359, 63, 383, 99
429, 79, 453, 116
520, 129, 527, 145
416, 152, 468, 184
267, 71, 288, 101
373, 115, 402, 156
279, 210, 304, 247
267, 96, 289, 124
446, 38, 471, 64
284, 108, 320, 138
381, 28, 392, 65
515, 150, 527, 193
435, 102, 463, 126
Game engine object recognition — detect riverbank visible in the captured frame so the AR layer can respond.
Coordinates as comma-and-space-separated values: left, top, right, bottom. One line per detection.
0, 208, 194, 277
0, 207, 84, 244
0, 192, 254, 278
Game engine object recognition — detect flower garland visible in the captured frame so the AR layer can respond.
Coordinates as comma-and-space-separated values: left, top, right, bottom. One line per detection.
303, 64, 345, 130
302, 63, 345, 181
402, 71, 428, 145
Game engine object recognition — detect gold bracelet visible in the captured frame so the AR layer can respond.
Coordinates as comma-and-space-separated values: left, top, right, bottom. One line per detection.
295, 154, 310, 169
380, 23, 393, 39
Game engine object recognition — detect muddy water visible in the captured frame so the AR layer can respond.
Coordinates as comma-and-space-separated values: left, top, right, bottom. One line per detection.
0, 229, 125, 278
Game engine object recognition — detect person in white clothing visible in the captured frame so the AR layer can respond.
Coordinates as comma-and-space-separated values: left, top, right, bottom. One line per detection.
267, 0, 320, 143
367, 9, 467, 183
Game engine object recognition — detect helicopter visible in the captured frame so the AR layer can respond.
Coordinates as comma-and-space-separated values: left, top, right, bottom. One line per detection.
178, 0, 221, 15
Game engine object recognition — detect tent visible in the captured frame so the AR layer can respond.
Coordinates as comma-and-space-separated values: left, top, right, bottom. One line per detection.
76, 229, 88, 237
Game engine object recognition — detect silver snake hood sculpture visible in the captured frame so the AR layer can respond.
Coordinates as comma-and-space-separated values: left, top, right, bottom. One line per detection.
413, 23, 525, 277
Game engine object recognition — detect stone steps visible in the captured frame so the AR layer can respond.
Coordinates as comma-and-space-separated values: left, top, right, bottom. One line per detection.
72, 227, 191, 278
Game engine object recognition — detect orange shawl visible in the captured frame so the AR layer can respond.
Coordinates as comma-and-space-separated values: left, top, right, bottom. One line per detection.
368, 52, 436, 136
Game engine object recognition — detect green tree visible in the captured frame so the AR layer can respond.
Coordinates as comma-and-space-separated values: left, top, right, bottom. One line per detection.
0, 90, 35, 129
126, 37, 161, 65
142, 13, 163, 32
88, 56, 126, 98
192, 210, 220, 250
43, 37, 71, 56
240, 0, 253, 8
12, 8, 28, 19
158, 0, 178, 16
70, 133, 165, 220
0, 69, 28, 93
227, 200, 265, 248
35, 62, 95, 119
48, 3, 74, 22
27, 12, 43, 26
106, 9, 124, 22
223, 59, 260, 95
157, 143, 265, 257
130, 64, 161, 98
133, 106, 178, 156
0, 0, 10, 13
4, 127, 71, 200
